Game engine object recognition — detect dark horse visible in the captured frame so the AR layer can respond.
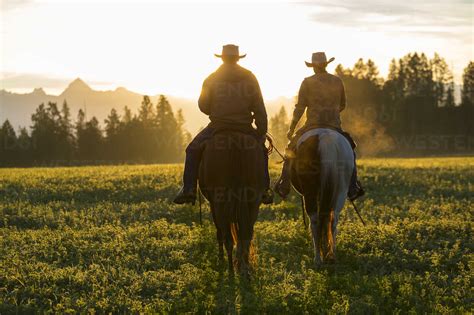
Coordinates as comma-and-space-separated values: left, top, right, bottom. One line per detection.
199, 131, 265, 275
291, 128, 354, 264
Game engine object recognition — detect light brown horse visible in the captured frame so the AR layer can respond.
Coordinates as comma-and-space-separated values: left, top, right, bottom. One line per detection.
291, 128, 353, 264
199, 131, 265, 275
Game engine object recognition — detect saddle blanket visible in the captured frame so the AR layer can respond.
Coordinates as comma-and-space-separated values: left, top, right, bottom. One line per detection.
296, 128, 351, 150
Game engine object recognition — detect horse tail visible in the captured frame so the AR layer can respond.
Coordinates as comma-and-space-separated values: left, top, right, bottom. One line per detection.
316, 137, 338, 262
229, 134, 257, 270
230, 222, 238, 247
238, 197, 257, 267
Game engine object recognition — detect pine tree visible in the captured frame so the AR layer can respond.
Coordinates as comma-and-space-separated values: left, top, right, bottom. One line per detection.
352, 58, 368, 79
16, 127, 31, 165
461, 61, 474, 107
431, 53, 454, 107
138, 95, 154, 124
105, 108, 121, 138
445, 82, 455, 107
76, 109, 86, 135
30, 103, 62, 163
155, 95, 179, 162
335, 64, 352, 77
365, 59, 382, 85
175, 108, 191, 160
122, 106, 133, 124
77, 115, 103, 162
58, 100, 75, 161
0, 120, 17, 166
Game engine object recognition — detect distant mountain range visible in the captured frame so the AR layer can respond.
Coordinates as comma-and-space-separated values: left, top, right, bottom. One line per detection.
0, 78, 293, 134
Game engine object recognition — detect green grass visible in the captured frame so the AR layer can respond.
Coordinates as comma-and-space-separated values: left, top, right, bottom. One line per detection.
1, 158, 473, 313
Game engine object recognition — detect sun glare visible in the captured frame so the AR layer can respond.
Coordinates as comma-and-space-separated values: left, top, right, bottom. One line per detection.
1, 1, 471, 98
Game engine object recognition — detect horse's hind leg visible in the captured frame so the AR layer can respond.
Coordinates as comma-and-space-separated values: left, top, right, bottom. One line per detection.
216, 228, 224, 262
237, 239, 252, 278
309, 213, 322, 265
211, 204, 224, 262
223, 225, 234, 274
224, 237, 233, 274
305, 196, 322, 265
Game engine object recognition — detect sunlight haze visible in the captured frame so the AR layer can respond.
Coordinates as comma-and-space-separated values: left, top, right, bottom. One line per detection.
1, 0, 472, 99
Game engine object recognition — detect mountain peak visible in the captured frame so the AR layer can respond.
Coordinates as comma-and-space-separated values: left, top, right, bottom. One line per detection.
32, 88, 46, 96
64, 78, 92, 93
115, 86, 129, 92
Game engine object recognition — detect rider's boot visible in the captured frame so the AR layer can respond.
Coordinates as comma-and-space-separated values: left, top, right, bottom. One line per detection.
261, 188, 274, 204
340, 130, 365, 202
173, 187, 197, 205
274, 158, 292, 199
348, 179, 365, 202
347, 161, 365, 201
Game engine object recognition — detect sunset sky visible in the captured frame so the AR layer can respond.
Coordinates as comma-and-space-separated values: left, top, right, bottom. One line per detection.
1, 0, 472, 99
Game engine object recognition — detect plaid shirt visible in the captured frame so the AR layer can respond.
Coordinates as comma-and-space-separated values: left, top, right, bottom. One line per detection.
290, 71, 346, 131
198, 64, 268, 136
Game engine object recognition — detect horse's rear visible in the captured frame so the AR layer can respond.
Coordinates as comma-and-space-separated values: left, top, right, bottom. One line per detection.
199, 131, 265, 275
292, 128, 353, 264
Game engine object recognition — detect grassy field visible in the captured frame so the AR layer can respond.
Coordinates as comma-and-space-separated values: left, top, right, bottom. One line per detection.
0, 158, 472, 313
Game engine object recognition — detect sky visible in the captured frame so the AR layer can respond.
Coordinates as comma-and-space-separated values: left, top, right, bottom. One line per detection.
0, 0, 472, 99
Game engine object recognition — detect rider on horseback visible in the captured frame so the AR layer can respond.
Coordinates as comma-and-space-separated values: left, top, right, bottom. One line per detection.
174, 44, 274, 205
274, 52, 365, 201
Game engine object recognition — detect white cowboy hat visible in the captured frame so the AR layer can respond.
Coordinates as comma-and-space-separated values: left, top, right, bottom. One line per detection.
305, 52, 335, 67
214, 44, 247, 59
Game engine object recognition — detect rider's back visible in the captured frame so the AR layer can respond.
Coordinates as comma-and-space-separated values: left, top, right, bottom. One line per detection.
198, 64, 267, 135
298, 72, 346, 130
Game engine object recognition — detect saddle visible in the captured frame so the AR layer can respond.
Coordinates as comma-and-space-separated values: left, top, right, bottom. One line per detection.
296, 127, 357, 150
211, 125, 258, 137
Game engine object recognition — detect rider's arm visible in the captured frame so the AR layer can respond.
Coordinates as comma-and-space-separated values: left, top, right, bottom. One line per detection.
198, 78, 211, 115
251, 76, 268, 136
289, 80, 307, 132
340, 80, 347, 112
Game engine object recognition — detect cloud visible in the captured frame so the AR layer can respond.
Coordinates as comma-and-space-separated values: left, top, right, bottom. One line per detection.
0, 0, 34, 11
303, 0, 472, 39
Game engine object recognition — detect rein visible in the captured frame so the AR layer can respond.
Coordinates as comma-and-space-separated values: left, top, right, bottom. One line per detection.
350, 200, 366, 226
265, 134, 286, 162
198, 186, 203, 226
266, 133, 307, 227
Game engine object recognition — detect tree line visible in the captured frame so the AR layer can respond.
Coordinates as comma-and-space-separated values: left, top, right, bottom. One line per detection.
1, 52, 473, 166
269, 52, 473, 156
0, 95, 191, 166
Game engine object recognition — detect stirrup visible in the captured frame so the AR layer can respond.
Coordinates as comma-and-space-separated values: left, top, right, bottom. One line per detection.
348, 181, 365, 202
261, 189, 274, 204
273, 178, 291, 199
173, 188, 197, 205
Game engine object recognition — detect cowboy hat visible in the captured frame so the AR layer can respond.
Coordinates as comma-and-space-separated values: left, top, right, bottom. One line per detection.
305, 52, 335, 67
214, 44, 246, 59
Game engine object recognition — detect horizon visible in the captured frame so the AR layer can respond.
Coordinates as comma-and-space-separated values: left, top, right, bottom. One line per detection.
1, 0, 472, 99
0, 77, 298, 103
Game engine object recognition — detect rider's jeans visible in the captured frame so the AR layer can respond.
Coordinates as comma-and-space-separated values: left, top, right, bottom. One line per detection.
183, 126, 270, 191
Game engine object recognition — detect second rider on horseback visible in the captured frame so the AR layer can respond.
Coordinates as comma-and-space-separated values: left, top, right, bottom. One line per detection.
274, 52, 365, 201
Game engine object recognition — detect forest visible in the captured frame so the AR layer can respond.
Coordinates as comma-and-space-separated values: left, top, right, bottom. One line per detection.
269, 53, 473, 158
0, 52, 473, 166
